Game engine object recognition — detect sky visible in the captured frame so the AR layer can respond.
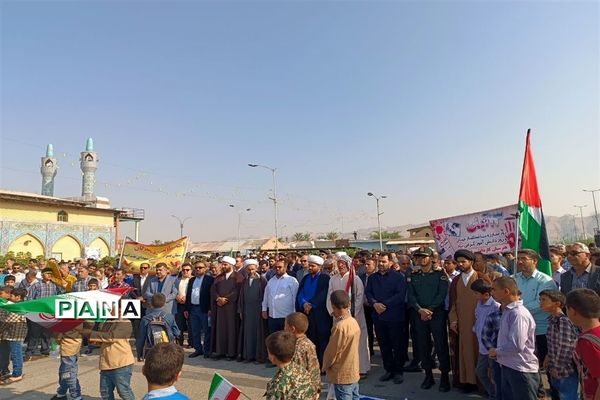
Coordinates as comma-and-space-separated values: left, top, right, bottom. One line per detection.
1, 1, 599, 243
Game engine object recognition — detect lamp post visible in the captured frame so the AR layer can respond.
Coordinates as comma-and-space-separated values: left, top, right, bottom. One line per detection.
583, 189, 600, 233
171, 215, 191, 238
572, 214, 578, 242
367, 192, 387, 251
248, 163, 279, 254
574, 205, 588, 240
229, 205, 251, 253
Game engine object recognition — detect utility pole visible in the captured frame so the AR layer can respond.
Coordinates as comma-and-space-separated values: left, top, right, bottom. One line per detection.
248, 163, 279, 255
583, 189, 600, 234
171, 215, 191, 238
367, 192, 387, 251
574, 205, 587, 240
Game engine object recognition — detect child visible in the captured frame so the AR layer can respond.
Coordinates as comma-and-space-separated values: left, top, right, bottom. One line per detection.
142, 343, 189, 400
3, 275, 15, 287
52, 325, 84, 400
488, 277, 539, 400
539, 290, 579, 400
265, 331, 318, 400
284, 312, 320, 396
0, 288, 28, 384
136, 293, 180, 361
481, 301, 503, 400
78, 317, 135, 400
566, 288, 600, 400
87, 278, 99, 291
471, 279, 501, 400
322, 290, 361, 400
0, 286, 12, 303
0, 286, 13, 380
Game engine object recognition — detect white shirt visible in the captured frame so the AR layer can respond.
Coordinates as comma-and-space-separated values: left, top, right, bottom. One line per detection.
12, 272, 26, 284
190, 275, 204, 305
225, 271, 232, 280
178, 277, 190, 299
262, 273, 299, 318
461, 269, 476, 286
140, 274, 148, 291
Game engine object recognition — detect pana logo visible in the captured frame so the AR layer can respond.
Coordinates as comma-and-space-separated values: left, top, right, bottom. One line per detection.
55, 299, 141, 319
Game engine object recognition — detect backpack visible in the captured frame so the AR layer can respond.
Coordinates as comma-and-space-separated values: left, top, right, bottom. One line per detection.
142, 311, 174, 357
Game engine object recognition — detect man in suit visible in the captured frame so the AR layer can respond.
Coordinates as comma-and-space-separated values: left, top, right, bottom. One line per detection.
174, 263, 193, 346
131, 262, 151, 354
144, 263, 178, 315
296, 255, 332, 366
561, 242, 600, 296
358, 257, 377, 357
185, 261, 214, 358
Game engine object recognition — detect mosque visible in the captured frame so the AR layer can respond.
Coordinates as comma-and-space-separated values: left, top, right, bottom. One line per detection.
0, 139, 142, 261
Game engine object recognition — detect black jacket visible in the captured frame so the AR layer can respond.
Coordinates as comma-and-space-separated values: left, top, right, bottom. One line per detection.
184, 275, 214, 314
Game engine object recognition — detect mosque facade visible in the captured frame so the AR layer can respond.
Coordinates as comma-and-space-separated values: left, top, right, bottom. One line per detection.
0, 139, 122, 261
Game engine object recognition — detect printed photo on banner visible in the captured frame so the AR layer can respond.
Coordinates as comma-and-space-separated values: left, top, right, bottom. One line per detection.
430, 204, 518, 259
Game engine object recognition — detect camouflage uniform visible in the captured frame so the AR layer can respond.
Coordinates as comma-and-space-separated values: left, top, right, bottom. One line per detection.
265, 361, 318, 400
291, 335, 321, 395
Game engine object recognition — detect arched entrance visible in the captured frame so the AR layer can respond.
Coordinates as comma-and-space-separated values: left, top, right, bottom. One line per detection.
7, 234, 45, 258
88, 237, 110, 258
51, 235, 82, 262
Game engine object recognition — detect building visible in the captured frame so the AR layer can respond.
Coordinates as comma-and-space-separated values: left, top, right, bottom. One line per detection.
0, 138, 139, 261
0, 190, 119, 260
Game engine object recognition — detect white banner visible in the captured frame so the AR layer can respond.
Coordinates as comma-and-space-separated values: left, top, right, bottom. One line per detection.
430, 204, 518, 260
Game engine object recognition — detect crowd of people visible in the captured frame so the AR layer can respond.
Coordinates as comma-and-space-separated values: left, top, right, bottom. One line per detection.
0, 241, 599, 400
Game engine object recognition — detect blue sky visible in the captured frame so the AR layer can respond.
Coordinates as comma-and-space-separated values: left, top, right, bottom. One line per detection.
1, 1, 598, 242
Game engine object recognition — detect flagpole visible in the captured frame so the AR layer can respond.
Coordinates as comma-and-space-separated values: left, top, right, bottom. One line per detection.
515, 129, 531, 262
118, 236, 130, 270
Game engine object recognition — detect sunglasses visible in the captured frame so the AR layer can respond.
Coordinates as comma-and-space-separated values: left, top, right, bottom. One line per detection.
195, 266, 205, 269
140, 266, 149, 270
182, 269, 191, 272
568, 251, 585, 256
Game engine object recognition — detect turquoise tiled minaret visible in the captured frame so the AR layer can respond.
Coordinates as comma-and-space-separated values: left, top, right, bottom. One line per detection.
40, 144, 57, 196
80, 138, 98, 201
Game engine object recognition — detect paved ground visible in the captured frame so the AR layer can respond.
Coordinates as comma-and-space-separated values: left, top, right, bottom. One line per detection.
0, 346, 486, 400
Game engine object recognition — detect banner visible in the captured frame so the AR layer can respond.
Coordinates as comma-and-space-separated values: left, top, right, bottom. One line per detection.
430, 205, 518, 260
120, 237, 188, 273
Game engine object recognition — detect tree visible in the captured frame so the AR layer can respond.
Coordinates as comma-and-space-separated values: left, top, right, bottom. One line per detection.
325, 231, 340, 241
369, 230, 403, 240
292, 232, 312, 241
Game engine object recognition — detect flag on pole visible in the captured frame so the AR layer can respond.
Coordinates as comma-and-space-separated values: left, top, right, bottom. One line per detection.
518, 129, 552, 276
0, 288, 131, 333
208, 373, 241, 400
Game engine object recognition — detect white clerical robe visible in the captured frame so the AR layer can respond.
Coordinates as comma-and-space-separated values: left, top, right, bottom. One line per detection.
326, 272, 371, 374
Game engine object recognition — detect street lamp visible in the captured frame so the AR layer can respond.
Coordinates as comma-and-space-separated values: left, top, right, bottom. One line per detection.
248, 163, 279, 254
583, 189, 600, 233
171, 215, 191, 238
574, 205, 587, 240
367, 192, 387, 251
229, 205, 251, 253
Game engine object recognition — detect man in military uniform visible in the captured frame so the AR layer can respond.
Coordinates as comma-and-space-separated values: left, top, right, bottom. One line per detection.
407, 247, 451, 392
264, 331, 318, 400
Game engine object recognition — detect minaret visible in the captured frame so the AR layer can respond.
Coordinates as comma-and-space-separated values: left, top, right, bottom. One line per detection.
80, 138, 98, 201
40, 144, 57, 196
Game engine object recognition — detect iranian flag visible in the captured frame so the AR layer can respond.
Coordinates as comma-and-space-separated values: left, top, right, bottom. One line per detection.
208, 373, 241, 400
0, 287, 131, 333
518, 129, 552, 276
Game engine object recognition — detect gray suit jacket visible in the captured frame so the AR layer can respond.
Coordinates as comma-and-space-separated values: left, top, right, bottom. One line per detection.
560, 264, 600, 296
144, 275, 178, 314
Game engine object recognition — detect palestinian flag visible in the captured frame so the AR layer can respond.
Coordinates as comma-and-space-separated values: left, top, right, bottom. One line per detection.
518, 129, 552, 276
208, 373, 241, 400
0, 287, 131, 333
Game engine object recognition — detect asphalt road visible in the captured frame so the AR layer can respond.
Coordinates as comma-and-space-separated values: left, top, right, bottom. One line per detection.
0, 346, 485, 400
